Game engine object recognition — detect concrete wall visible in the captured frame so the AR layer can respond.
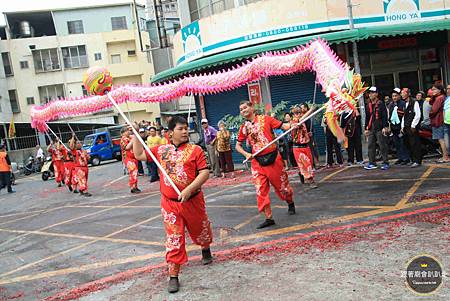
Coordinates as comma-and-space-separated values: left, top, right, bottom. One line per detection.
0, 5, 160, 125
7, 147, 42, 165
0, 56, 13, 123
53, 5, 134, 36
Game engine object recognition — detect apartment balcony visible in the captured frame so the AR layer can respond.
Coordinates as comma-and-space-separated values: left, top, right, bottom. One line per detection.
102, 30, 135, 43
108, 61, 145, 78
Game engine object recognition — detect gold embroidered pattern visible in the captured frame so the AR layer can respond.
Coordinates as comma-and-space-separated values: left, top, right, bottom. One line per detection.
158, 144, 195, 187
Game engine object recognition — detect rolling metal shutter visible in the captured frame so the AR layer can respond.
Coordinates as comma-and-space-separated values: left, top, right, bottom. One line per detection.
269, 73, 327, 154
202, 86, 249, 163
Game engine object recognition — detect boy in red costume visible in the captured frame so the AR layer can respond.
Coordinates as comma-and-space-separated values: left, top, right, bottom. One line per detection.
235, 100, 296, 229
47, 137, 65, 187
132, 116, 213, 294
70, 139, 91, 197
291, 105, 317, 188
64, 135, 76, 192
121, 127, 141, 193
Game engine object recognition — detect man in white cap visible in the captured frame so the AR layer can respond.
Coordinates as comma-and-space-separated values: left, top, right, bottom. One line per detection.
201, 118, 220, 177
364, 87, 390, 170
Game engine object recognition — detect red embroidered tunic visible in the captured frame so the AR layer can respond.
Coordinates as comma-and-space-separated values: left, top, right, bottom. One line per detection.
237, 115, 282, 156
146, 142, 208, 200
291, 118, 310, 144
120, 136, 135, 161
74, 149, 89, 167
50, 144, 65, 161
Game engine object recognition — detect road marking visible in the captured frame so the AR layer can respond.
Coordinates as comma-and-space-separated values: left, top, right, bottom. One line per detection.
103, 175, 127, 187
0, 209, 46, 219
426, 163, 450, 170
327, 177, 450, 183
65, 204, 287, 209
0, 192, 160, 227
233, 214, 261, 230
0, 193, 157, 254
226, 197, 441, 244
205, 183, 249, 200
0, 198, 446, 285
318, 166, 351, 183
0, 214, 162, 280
337, 205, 395, 209
0, 228, 164, 246
396, 166, 434, 208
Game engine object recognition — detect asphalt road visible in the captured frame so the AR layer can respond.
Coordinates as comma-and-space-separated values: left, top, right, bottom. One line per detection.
0, 159, 449, 300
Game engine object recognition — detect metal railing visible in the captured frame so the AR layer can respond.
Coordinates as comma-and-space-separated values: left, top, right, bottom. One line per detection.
2, 129, 95, 151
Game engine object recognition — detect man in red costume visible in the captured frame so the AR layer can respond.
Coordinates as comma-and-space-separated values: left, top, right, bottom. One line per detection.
235, 100, 295, 229
132, 116, 213, 294
47, 137, 65, 187
64, 135, 76, 192
121, 127, 141, 193
291, 105, 317, 188
70, 139, 91, 197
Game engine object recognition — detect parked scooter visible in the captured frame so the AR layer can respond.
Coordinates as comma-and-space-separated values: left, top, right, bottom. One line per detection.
24, 156, 41, 176
41, 156, 54, 181
418, 127, 441, 157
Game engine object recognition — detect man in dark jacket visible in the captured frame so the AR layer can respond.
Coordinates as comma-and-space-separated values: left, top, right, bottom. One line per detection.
401, 88, 422, 168
364, 87, 390, 170
388, 88, 410, 165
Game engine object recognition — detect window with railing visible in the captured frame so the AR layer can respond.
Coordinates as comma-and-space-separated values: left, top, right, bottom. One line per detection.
38, 84, 65, 104
61, 45, 88, 69
33, 48, 60, 73
2, 52, 13, 76
8, 90, 20, 113
111, 16, 127, 30
188, 0, 235, 22
67, 20, 84, 34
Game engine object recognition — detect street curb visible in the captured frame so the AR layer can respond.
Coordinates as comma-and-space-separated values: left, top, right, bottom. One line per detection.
43, 201, 450, 301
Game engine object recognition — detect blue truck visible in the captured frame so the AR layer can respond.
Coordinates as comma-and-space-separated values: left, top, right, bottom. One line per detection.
82, 125, 123, 166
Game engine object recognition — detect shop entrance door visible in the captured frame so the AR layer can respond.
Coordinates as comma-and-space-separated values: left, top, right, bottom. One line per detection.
399, 70, 420, 93
422, 68, 442, 91
374, 73, 394, 97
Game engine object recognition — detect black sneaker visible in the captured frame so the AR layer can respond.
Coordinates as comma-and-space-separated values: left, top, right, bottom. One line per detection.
58, 183, 62, 187
81, 191, 92, 197
257, 219, 275, 229
130, 188, 141, 194
73, 189, 79, 194
67, 185, 73, 192
288, 203, 296, 215
299, 173, 305, 184
168, 277, 180, 293
201, 248, 213, 265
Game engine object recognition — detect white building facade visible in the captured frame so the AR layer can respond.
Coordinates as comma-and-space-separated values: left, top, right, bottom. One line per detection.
0, 2, 160, 149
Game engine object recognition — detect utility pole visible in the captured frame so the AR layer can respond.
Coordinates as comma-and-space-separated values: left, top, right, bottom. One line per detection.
346, 0, 366, 128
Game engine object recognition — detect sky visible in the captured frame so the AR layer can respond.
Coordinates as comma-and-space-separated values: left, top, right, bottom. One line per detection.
0, 0, 146, 25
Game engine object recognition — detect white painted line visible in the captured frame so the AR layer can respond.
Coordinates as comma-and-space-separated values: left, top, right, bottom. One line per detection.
104, 175, 127, 187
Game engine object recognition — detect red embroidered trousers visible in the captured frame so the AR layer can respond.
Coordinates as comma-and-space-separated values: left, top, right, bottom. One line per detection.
54, 160, 64, 184
125, 159, 138, 189
251, 153, 294, 214
64, 161, 75, 186
161, 192, 213, 267
293, 147, 314, 180
72, 166, 89, 192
